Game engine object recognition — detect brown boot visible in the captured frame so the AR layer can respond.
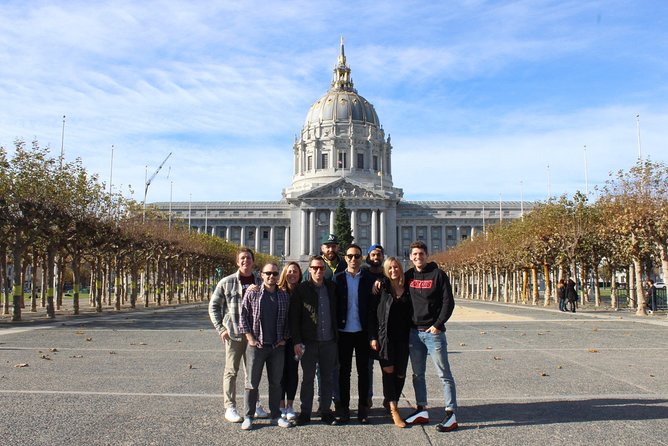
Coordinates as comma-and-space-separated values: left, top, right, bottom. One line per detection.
389, 402, 406, 428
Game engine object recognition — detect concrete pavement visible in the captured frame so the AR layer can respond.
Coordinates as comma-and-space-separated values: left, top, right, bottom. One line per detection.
1, 300, 667, 445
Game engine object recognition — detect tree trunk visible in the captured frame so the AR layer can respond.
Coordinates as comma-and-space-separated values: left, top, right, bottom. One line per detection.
11, 239, 26, 321
114, 256, 121, 311
521, 269, 528, 304
628, 264, 636, 308
579, 264, 588, 305
610, 267, 618, 309
633, 257, 646, 315
593, 267, 601, 307
543, 263, 551, 306
0, 244, 7, 316
531, 267, 539, 305
503, 270, 509, 303
30, 252, 38, 312
95, 256, 103, 312
45, 246, 56, 318
72, 255, 81, 315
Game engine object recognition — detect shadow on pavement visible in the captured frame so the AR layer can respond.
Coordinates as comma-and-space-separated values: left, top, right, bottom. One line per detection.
457, 398, 668, 428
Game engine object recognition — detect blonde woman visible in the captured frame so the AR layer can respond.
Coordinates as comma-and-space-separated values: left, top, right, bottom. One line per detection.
369, 257, 411, 428
277, 262, 302, 421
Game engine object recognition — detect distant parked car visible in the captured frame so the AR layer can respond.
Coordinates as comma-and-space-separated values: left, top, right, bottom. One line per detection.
654, 281, 666, 289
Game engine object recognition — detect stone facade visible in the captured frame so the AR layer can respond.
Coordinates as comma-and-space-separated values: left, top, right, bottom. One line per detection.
154, 39, 527, 262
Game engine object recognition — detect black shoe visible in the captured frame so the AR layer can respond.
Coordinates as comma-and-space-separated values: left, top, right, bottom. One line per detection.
295, 413, 311, 426
335, 403, 350, 424
357, 405, 369, 424
435, 410, 458, 432
321, 412, 338, 425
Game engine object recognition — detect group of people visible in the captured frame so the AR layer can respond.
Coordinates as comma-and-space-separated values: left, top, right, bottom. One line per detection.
208, 234, 459, 433
557, 278, 578, 312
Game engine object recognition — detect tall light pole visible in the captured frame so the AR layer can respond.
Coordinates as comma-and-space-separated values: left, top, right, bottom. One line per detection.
547, 164, 551, 201
499, 193, 503, 224
169, 181, 173, 230
636, 114, 642, 160
59, 115, 66, 169
584, 144, 589, 195
520, 180, 524, 220
109, 145, 115, 216
188, 193, 192, 231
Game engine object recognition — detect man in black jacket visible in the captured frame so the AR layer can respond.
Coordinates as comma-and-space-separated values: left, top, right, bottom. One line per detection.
334, 243, 375, 424
289, 256, 338, 426
404, 241, 458, 432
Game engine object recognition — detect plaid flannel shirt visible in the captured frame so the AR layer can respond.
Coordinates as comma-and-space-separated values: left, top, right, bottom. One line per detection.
208, 270, 261, 341
239, 285, 290, 348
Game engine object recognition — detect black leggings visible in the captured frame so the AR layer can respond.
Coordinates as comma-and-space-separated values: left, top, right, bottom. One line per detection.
281, 338, 299, 401
380, 341, 409, 402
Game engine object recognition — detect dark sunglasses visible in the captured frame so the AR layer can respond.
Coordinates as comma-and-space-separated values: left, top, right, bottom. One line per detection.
309, 265, 325, 271
262, 271, 279, 277
345, 254, 362, 260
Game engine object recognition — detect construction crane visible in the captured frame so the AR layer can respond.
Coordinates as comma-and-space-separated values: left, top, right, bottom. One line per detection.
143, 152, 172, 221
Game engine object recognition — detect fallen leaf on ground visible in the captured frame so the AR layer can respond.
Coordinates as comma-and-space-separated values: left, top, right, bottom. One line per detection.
40, 355, 51, 360
493, 356, 502, 360
15, 363, 29, 368
49, 348, 58, 352
588, 349, 599, 353
480, 331, 487, 335
540, 372, 549, 377
459, 343, 466, 346
85, 338, 92, 342
69, 355, 83, 358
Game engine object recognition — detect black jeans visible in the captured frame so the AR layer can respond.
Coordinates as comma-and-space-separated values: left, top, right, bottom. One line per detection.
299, 340, 337, 417
337, 330, 370, 410
281, 338, 299, 401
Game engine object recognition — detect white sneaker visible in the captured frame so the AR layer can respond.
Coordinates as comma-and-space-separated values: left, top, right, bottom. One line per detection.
280, 407, 287, 419
241, 417, 253, 430
405, 408, 429, 424
435, 411, 458, 432
285, 406, 297, 421
254, 403, 269, 419
225, 407, 243, 423
274, 417, 293, 428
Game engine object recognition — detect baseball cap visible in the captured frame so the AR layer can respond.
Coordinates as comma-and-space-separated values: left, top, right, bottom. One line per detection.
321, 233, 339, 245
367, 244, 384, 255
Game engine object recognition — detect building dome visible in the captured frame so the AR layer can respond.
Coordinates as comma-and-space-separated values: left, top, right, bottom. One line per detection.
304, 38, 379, 128
305, 90, 379, 127
284, 37, 399, 199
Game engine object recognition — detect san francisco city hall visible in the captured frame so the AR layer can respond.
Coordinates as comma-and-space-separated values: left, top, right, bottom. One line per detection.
155, 41, 526, 262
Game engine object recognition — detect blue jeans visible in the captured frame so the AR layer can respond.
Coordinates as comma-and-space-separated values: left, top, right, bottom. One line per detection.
409, 328, 457, 411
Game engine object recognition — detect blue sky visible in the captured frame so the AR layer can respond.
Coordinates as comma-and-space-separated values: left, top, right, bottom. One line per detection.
1, 0, 667, 204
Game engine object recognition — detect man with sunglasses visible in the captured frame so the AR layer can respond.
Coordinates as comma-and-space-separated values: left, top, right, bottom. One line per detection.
239, 262, 292, 430
289, 256, 339, 426
333, 244, 375, 424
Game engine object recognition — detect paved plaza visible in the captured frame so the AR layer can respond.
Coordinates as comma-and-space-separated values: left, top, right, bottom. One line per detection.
1, 301, 667, 445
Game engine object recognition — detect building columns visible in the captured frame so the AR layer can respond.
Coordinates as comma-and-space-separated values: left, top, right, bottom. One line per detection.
269, 226, 275, 256
309, 210, 316, 256
371, 209, 378, 245
351, 210, 357, 241
379, 210, 386, 247
330, 210, 335, 234
301, 210, 308, 255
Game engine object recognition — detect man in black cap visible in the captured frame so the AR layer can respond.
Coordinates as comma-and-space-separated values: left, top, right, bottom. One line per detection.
304, 233, 347, 282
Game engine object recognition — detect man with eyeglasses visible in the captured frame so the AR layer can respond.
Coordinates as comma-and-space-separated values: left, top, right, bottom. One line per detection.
333, 244, 375, 424
238, 262, 292, 430
208, 247, 268, 423
289, 256, 339, 426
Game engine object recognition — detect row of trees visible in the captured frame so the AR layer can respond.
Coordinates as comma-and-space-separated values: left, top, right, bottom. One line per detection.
433, 160, 668, 316
1, 140, 275, 321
